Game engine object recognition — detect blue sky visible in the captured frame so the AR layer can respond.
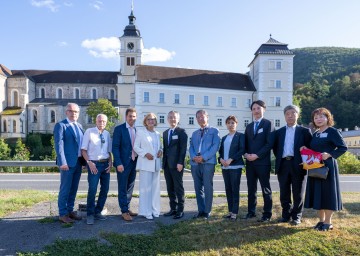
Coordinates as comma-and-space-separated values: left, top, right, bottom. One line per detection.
1, 0, 360, 74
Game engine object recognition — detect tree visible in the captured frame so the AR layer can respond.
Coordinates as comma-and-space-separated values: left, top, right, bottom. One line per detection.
12, 138, 30, 161
0, 138, 10, 160
337, 152, 360, 174
86, 98, 119, 130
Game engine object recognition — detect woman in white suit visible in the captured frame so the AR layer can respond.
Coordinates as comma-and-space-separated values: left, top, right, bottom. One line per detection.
134, 113, 163, 220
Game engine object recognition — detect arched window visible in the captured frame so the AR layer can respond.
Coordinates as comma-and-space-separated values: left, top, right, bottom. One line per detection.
40, 88, 45, 98
3, 120, 7, 132
11, 90, 19, 107
57, 88, 63, 99
13, 120, 16, 133
92, 88, 97, 99
75, 88, 80, 99
50, 110, 56, 123
109, 89, 115, 100
32, 109, 38, 123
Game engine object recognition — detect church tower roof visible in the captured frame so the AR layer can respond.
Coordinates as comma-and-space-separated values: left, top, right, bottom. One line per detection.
253, 35, 294, 56
121, 9, 141, 37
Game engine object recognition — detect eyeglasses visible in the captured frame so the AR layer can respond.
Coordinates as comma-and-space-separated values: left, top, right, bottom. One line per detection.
99, 133, 105, 144
147, 118, 156, 121
67, 110, 79, 114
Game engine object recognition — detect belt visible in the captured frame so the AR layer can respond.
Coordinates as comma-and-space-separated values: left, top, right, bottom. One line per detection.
283, 156, 294, 160
91, 158, 109, 163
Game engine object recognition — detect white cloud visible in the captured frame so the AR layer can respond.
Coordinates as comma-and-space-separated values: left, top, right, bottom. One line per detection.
58, 41, 68, 47
81, 37, 176, 63
63, 2, 73, 7
31, 0, 60, 12
90, 1, 103, 10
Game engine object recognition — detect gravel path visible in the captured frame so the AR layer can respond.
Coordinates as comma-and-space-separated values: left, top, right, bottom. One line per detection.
0, 196, 227, 255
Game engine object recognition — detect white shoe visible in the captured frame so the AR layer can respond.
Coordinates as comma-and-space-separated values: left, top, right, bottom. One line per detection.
153, 214, 159, 218
145, 215, 154, 220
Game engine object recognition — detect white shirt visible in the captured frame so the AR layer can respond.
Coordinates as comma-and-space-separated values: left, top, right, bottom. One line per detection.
282, 124, 296, 158
81, 127, 111, 160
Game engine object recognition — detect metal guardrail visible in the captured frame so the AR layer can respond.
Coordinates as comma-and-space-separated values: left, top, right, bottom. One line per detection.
0, 161, 57, 173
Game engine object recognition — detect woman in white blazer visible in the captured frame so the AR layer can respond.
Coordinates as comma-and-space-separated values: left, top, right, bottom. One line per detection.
134, 113, 163, 219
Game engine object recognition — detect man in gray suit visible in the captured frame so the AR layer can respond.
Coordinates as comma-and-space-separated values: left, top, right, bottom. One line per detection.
189, 109, 220, 219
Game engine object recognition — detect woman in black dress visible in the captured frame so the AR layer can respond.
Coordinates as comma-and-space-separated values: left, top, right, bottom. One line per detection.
304, 108, 347, 231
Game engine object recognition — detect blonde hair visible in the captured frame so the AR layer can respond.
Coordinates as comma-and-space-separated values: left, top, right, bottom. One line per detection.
143, 113, 158, 127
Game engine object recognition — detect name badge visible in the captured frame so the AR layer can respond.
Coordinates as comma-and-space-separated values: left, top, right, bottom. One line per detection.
172, 135, 178, 140
320, 133, 328, 138
257, 128, 263, 134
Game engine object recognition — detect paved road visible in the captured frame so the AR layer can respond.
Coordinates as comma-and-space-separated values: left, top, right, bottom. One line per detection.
1, 173, 360, 193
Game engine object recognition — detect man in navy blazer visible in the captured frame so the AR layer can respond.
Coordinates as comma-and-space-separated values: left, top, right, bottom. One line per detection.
244, 100, 274, 222
272, 105, 312, 225
112, 108, 138, 221
189, 109, 220, 219
54, 103, 85, 224
163, 111, 188, 219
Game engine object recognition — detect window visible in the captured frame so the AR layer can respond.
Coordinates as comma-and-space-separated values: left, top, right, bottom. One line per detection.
244, 119, 250, 128
144, 92, 149, 102
57, 88, 63, 99
231, 97, 237, 107
127, 57, 135, 66
217, 96, 223, 107
109, 89, 115, 100
3, 120, 7, 132
276, 61, 282, 70
87, 115, 93, 124
203, 96, 209, 106
189, 95, 195, 105
50, 110, 56, 123
269, 60, 282, 70
275, 97, 281, 107
246, 99, 251, 108
40, 88, 45, 98
174, 94, 180, 104
11, 90, 19, 107
92, 89, 97, 99
189, 116, 194, 125
13, 120, 16, 133
217, 118, 223, 126
74, 88, 80, 99
159, 93, 165, 103
159, 115, 165, 124
275, 80, 281, 88
275, 119, 280, 127
32, 110, 38, 123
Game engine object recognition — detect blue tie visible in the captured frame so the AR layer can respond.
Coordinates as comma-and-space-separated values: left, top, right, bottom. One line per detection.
254, 121, 259, 134
74, 123, 81, 143
169, 129, 173, 144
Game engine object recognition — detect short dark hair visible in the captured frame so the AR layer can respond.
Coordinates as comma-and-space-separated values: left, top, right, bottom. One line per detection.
126, 108, 136, 116
196, 109, 208, 118
225, 115, 238, 124
250, 100, 266, 110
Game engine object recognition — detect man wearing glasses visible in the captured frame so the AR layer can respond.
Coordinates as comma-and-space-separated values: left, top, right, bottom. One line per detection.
54, 103, 85, 224
81, 114, 112, 225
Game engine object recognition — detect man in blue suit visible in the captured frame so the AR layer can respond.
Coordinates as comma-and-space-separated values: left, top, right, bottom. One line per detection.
244, 100, 274, 222
189, 109, 220, 220
272, 105, 312, 225
54, 103, 85, 224
112, 108, 138, 221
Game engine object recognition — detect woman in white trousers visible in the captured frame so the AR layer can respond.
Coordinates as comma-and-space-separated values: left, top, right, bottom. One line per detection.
134, 113, 163, 220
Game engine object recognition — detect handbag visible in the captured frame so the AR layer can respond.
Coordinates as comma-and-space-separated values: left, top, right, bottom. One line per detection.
308, 166, 329, 179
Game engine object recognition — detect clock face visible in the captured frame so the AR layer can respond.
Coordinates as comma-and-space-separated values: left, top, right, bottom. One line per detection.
127, 42, 134, 50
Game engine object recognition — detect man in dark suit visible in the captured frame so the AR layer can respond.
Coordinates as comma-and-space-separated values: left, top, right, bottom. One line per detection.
244, 100, 274, 222
54, 103, 85, 224
272, 105, 312, 225
189, 109, 221, 220
112, 108, 138, 221
162, 111, 188, 219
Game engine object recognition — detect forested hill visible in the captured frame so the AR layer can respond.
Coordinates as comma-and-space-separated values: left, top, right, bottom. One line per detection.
292, 47, 360, 84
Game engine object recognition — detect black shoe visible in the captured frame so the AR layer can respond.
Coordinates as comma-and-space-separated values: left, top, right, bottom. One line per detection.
193, 212, 204, 219
258, 216, 271, 222
290, 219, 301, 226
173, 212, 184, 219
243, 213, 256, 219
313, 221, 324, 230
319, 223, 333, 231
164, 210, 177, 217
223, 213, 232, 219
203, 213, 211, 220
278, 217, 290, 223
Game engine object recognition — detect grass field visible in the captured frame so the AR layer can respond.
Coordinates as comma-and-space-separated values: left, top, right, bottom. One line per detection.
1, 190, 359, 255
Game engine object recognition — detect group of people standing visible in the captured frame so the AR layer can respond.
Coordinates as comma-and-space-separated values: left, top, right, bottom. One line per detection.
54, 100, 347, 231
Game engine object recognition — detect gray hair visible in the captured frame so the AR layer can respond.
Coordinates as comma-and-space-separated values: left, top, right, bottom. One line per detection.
66, 103, 80, 111
196, 109, 208, 118
168, 110, 180, 118
96, 114, 108, 120
283, 105, 300, 115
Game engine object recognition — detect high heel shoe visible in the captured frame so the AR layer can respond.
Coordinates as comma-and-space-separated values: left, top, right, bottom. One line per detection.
313, 221, 324, 230
319, 223, 333, 231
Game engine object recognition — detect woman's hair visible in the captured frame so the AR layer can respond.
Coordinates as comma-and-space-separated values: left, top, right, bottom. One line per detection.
225, 115, 238, 124
143, 113, 158, 127
311, 107, 334, 128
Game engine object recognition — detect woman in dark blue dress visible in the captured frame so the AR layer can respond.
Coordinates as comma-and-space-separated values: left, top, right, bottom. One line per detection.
304, 108, 347, 231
